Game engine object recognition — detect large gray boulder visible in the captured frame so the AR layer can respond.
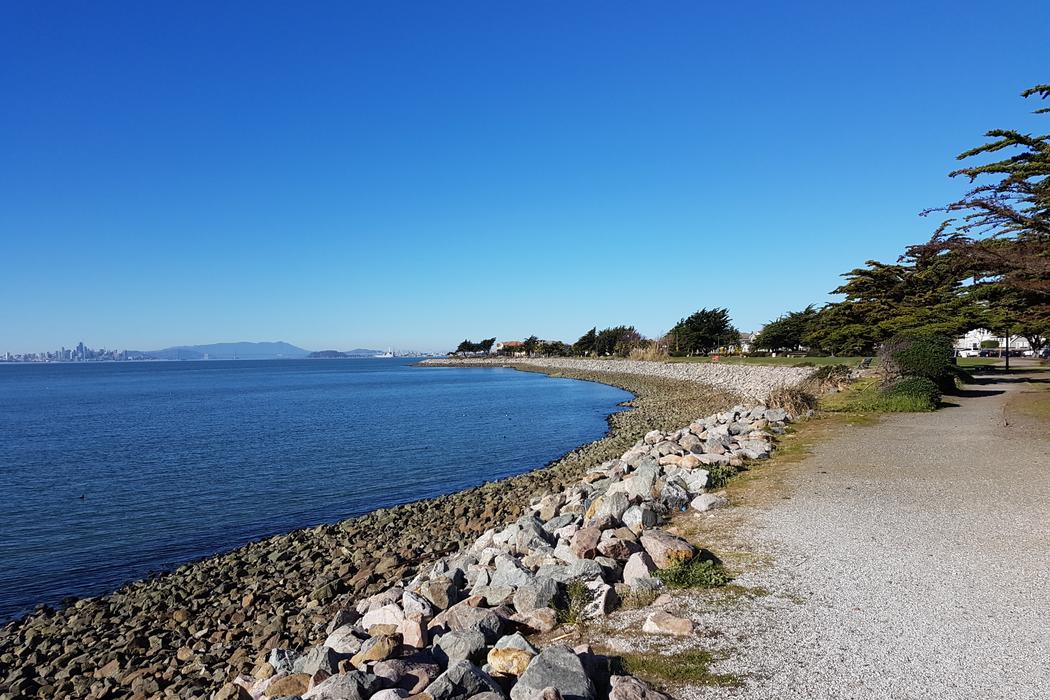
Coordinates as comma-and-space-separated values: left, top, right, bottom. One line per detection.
512, 577, 558, 613
434, 630, 487, 665
510, 645, 596, 700
424, 660, 506, 700
293, 645, 345, 675
430, 600, 505, 643
302, 671, 380, 700
621, 504, 658, 534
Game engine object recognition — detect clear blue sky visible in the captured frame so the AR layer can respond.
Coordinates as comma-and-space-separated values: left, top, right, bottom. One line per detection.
2, 1, 1047, 353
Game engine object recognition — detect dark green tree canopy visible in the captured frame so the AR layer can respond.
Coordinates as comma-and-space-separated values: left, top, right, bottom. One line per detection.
753, 305, 818, 352
668, 308, 739, 355
572, 327, 597, 356
592, 326, 642, 356
453, 337, 496, 354
804, 251, 983, 355
914, 84, 1049, 322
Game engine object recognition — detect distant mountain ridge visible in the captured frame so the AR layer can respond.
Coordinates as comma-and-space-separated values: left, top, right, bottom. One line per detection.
308, 349, 384, 358
142, 342, 310, 360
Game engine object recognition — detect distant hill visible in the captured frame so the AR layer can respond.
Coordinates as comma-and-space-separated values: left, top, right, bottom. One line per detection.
308, 349, 384, 358
143, 342, 310, 360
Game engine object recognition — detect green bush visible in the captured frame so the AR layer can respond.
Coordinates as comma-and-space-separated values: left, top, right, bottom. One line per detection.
877, 333, 955, 395
884, 376, 941, 410
980, 340, 999, 349
705, 463, 737, 488
654, 558, 731, 589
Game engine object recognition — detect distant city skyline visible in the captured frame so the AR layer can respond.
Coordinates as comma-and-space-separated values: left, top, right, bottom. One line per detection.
0, 340, 435, 362
2, 2, 1048, 355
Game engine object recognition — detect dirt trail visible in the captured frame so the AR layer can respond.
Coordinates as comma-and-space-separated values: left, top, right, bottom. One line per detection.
675, 366, 1050, 699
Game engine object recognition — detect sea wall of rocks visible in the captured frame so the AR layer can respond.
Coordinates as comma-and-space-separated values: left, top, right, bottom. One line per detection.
226, 403, 791, 700
0, 371, 736, 700
420, 358, 813, 403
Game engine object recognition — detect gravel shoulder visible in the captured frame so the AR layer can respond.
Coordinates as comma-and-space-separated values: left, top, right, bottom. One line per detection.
647, 366, 1050, 699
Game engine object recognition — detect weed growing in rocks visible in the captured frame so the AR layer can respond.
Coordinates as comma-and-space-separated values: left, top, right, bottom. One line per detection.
705, 463, 738, 488
619, 649, 742, 688
620, 587, 660, 609
556, 579, 590, 625
654, 558, 732, 589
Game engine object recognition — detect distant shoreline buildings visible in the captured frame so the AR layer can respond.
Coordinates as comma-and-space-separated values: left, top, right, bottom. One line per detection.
1, 342, 440, 363
1, 343, 137, 363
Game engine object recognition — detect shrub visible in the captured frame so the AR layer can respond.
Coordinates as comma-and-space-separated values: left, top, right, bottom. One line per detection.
804, 364, 853, 393
980, 339, 999, 349
654, 557, 731, 589
766, 385, 818, 417
883, 376, 941, 410
705, 463, 737, 488
878, 333, 954, 384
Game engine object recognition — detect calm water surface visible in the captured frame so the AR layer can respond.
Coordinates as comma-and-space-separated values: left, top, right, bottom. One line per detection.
0, 358, 631, 621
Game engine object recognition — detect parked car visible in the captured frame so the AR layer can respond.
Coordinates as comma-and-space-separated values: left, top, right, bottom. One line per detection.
956, 348, 980, 358
1041, 348, 1050, 359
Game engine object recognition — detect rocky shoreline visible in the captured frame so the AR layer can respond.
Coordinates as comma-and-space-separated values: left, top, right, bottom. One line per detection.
228, 399, 794, 700
0, 367, 741, 700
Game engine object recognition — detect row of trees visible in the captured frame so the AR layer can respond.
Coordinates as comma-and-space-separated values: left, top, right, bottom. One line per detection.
755, 84, 1049, 356
454, 338, 495, 354
451, 308, 743, 359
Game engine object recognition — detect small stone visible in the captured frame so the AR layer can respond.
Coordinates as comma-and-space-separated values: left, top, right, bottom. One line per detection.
643, 610, 696, 636
690, 493, 728, 513
214, 683, 252, 700
265, 673, 311, 697
512, 607, 558, 633
609, 674, 672, 700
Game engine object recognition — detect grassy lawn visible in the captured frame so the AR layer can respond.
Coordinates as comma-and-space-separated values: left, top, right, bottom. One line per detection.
666, 355, 866, 367
957, 357, 1003, 368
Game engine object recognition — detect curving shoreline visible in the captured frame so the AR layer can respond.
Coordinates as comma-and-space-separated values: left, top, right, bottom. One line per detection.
0, 366, 741, 699
421, 357, 812, 402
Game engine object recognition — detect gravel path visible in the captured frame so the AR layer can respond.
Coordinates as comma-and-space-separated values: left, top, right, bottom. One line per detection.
679, 369, 1050, 699
421, 358, 813, 401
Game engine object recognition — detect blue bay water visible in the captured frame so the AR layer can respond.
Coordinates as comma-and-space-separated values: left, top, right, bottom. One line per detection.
0, 358, 631, 621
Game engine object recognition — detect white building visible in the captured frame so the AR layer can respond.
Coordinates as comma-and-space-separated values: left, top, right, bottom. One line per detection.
955, 328, 1032, 354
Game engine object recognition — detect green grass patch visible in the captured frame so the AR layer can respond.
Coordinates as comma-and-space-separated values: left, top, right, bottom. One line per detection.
957, 357, 1003, 367
821, 377, 937, 413
654, 558, 732, 589
620, 649, 742, 688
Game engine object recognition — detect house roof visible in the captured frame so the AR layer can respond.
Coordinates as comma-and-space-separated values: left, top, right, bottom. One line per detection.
500, 340, 524, 347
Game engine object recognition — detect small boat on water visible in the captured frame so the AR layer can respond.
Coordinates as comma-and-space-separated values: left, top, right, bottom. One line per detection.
374, 349, 394, 358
